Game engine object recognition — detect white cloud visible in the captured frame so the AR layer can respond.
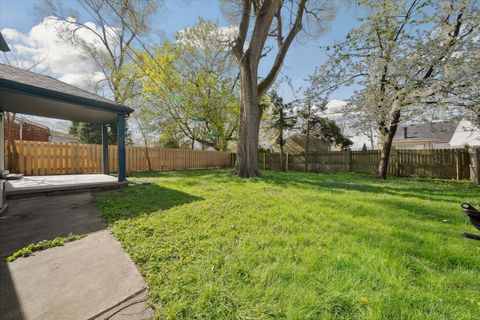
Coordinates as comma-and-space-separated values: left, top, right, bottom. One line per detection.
1, 17, 109, 93
1, 17, 119, 132
325, 99, 347, 115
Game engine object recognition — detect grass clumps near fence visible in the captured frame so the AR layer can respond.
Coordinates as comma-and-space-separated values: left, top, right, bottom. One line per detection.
7, 233, 85, 262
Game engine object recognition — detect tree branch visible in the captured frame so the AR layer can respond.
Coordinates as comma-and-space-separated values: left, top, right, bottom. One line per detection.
423, 10, 464, 80
275, 6, 283, 47
248, 0, 282, 64
258, 0, 306, 96
232, 0, 252, 61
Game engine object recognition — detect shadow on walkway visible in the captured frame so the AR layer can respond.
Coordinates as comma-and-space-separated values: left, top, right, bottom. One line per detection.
0, 184, 199, 320
0, 192, 109, 319
0, 192, 106, 259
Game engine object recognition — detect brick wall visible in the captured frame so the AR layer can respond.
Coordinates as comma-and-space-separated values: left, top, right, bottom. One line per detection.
4, 121, 50, 142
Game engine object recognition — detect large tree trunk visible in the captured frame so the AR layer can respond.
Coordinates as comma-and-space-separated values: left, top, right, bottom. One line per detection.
234, 60, 262, 178
378, 130, 393, 179
230, 0, 306, 178
378, 110, 401, 179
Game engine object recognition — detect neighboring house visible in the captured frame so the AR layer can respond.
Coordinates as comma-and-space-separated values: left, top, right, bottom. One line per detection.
49, 130, 80, 143
4, 118, 50, 142
4, 118, 79, 143
272, 134, 331, 153
391, 120, 480, 150
449, 120, 480, 148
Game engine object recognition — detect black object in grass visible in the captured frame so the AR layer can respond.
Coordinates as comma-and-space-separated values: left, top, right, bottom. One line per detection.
461, 203, 480, 240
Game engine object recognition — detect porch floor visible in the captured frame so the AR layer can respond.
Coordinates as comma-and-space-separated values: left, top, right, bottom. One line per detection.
5, 174, 127, 198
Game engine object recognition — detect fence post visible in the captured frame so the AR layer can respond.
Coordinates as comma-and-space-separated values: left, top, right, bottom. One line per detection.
305, 151, 309, 172
395, 149, 400, 177
285, 153, 289, 171
263, 153, 266, 170
455, 149, 461, 180
469, 147, 480, 184
347, 150, 352, 172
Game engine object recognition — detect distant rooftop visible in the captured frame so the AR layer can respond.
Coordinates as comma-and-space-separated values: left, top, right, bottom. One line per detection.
273, 134, 331, 153
394, 121, 457, 142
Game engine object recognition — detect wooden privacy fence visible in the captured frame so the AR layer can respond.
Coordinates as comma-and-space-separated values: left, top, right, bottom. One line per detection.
259, 148, 472, 180
11, 140, 234, 176
9, 140, 477, 181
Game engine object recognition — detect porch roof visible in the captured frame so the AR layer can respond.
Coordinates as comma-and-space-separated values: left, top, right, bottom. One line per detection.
0, 63, 133, 124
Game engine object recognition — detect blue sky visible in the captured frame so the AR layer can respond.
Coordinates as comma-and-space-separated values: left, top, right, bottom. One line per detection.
0, 0, 359, 101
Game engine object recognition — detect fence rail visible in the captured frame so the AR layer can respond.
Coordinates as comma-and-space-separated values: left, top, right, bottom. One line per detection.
10, 140, 234, 176
7, 140, 476, 181
260, 148, 472, 180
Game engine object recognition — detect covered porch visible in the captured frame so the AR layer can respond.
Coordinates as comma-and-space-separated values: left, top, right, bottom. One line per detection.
0, 64, 133, 197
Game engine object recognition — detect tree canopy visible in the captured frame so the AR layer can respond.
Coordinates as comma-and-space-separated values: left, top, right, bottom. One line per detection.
313, 0, 479, 178
138, 19, 239, 151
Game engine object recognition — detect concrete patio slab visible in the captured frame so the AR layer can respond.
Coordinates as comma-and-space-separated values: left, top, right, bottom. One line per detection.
0, 192, 153, 320
6, 174, 127, 199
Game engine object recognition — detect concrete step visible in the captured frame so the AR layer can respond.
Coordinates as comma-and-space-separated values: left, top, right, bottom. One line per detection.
6, 181, 128, 199
4, 173, 23, 180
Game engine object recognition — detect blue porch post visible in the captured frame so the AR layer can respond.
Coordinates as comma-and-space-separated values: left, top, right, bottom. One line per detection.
117, 113, 126, 182
101, 124, 109, 174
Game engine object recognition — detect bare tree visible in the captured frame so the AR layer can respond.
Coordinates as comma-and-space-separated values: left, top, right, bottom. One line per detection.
226, 0, 333, 177
131, 113, 153, 171
38, 0, 160, 141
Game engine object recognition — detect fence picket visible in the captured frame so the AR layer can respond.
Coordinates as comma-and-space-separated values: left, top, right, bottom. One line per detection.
8, 140, 471, 180
258, 148, 471, 180
11, 140, 233, 176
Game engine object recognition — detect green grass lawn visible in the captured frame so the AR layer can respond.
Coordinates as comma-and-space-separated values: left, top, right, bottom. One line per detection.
95, 170, 480, 319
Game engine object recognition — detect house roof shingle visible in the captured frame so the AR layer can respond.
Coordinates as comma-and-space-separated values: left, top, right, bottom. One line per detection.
0, 63, 132, 114
393, 121, 457, 143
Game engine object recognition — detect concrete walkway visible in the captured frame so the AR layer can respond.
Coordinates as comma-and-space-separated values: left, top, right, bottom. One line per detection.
0, 193, 153, 320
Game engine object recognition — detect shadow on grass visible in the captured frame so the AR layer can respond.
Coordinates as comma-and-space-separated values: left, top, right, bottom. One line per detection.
131, 169, 234, 179
260, 171, 478, 203
95, 183, 204, 223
